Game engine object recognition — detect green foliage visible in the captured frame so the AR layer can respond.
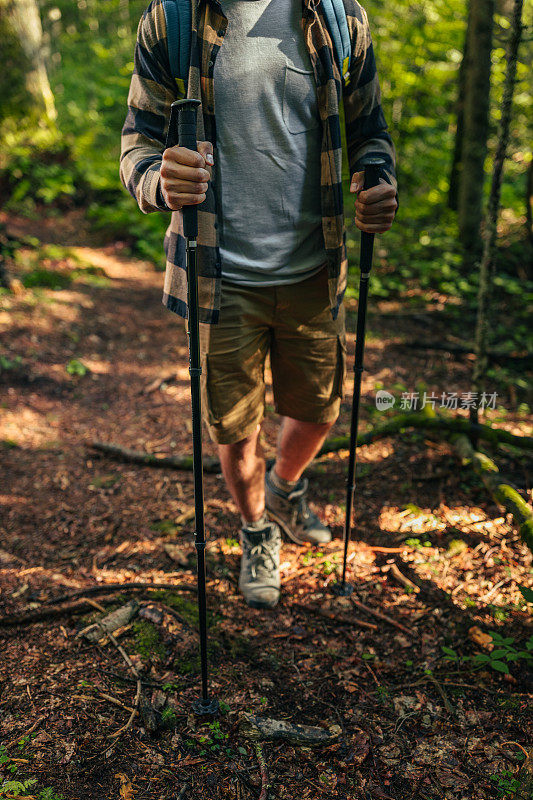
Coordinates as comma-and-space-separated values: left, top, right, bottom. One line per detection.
22, 268, 72, 290
132, 620, 166, 661
0, 744, 63, 800
0, 355, 23, 372
0, 0, 531, 326
489, 769, 523, 798
442, 631, 533, 675
65, 359, 89, 377
520, 585, 533, 604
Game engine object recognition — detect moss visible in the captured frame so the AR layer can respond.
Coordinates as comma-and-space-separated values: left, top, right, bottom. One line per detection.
132, 620, 166, 661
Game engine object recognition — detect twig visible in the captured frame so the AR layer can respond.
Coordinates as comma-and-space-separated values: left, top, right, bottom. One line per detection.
177, 785, 188, 800
96, 690, 134, 714
97, 624, 141, 750
47, 582, 196, 605
427, 672, 455, 717
291, 601, 378, 631
254, 742, 270, 800
90, 440, 221, 473
385, 562, 420, 593
351, 598, 414, 636
3, 716, 46, 750
0, 599, 110, 627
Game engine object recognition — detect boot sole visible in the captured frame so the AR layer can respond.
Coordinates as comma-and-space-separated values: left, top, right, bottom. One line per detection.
246, 597, 279, 609
265, 508, 310, 546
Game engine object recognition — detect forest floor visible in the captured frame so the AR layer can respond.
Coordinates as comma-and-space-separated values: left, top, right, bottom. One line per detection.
0, 209, 532, 800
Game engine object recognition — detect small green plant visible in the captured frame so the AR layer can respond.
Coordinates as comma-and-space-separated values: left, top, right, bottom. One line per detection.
0, 354, 23, 372
442, 632, 533, 675
225, 537, 239, 548
489, 769, 522, 798
0, 779, 38, 797
519, 585, 533, 604
65, 359, 89, 377
161, 707, 177, 729
21, 268, 72, 290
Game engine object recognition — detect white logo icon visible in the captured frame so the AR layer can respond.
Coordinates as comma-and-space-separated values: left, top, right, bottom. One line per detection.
376, 390, 395, 411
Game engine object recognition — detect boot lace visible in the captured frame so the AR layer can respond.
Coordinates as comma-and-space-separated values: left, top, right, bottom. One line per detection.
246, 538, 278, 581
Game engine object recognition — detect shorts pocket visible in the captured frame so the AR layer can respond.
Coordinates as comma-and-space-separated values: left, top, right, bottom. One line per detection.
282, 65, 320, 135
202, 353, 221, 425
333, 334, 347, 400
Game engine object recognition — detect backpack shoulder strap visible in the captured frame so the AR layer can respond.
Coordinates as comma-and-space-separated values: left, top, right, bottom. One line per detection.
162, 0, 192, 94
321, 0, 352, 82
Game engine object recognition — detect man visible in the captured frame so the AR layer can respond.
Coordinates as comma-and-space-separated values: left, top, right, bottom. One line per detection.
121, 0, 397, 609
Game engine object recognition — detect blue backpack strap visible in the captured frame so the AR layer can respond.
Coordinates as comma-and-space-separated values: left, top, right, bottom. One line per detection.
163, 0, 191, 94
321, 0, 352, 82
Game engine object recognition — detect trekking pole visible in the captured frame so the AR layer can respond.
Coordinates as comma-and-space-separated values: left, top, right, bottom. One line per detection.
333, 156, 386, 597
166, 99, 218, 716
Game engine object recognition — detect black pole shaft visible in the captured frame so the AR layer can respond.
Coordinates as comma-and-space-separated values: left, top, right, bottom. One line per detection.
166, 100, 217, 714
336, 158, 386, 595
186, 237, 209, 704
340, 271, 370, 587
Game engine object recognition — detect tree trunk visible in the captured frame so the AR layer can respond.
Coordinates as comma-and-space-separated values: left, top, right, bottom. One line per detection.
0, 0, 56, 121
470, 0, 524, 433
448, 4, 471, 211
457, 0, 494, 254
527, 154, 533, 247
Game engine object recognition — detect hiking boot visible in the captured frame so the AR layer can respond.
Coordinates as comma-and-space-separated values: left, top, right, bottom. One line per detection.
239, 520, 281, 609
265, 470, 332, 546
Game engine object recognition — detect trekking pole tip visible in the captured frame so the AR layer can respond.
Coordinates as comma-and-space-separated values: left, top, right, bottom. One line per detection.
192, 697, 219, 717
332, 581, 354, 597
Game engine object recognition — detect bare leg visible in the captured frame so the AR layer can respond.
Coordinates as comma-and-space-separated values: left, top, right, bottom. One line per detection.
218, 425, 265, 523
274, 417, 333, 483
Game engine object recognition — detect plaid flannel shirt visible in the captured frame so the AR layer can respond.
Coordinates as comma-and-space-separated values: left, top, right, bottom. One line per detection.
120, 0, 397, 324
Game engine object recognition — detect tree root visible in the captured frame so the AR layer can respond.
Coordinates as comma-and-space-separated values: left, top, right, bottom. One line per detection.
89, 413, 532, 478
452, 434, 533, 553
0, 583, 196, 628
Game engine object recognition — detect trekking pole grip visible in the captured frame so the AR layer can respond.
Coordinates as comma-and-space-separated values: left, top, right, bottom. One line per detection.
359, 156, 386, 274
167, 99, 201, 239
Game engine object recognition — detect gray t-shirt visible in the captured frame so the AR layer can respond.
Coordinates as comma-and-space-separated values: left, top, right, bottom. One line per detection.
214, 0, 326, 285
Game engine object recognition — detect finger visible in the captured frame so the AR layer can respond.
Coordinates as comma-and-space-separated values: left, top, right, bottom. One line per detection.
163, 179, 209, 195
354, 218, 393, 233
355, 199, 398, 218
164, 192, 207, 210
358, 181, 397, 205
197, 140, 214, 167
355, 214, 395, 226
161, 161, 210, 183
164, 145, 206, 169
350, 170, 364, 193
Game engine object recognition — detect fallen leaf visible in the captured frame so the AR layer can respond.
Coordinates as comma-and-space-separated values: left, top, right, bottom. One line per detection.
115, 773, 135, 800
468, 626, 493, 651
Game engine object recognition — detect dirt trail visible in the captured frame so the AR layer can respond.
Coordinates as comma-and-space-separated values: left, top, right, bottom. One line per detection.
0, 221, 531, 799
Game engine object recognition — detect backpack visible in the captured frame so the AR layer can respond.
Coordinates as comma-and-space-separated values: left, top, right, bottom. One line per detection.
163, 0, 352, 94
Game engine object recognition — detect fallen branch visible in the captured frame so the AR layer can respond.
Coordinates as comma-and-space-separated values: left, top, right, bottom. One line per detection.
397, 340, 532, 368
254, 742, 270, 800
351, 598, 414, 637
291, 600, 378, 631
0, 585, 196, 628
89, 414, 532, 477
90, 441, 221, 473
240, 713, 341, 746
453, 434, 533, 553
320, 412, 533, 454
46, 582, 196, 605
0, 598, 112, 627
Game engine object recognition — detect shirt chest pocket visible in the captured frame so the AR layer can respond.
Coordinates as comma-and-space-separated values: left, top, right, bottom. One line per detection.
282, 65, 320, 135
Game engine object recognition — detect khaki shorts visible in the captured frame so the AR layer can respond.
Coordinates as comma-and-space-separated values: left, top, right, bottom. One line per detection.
199, 267, 346, 445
